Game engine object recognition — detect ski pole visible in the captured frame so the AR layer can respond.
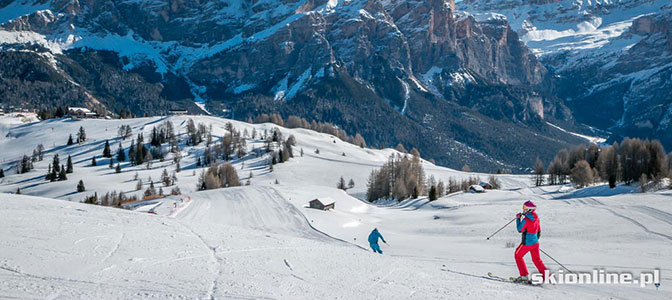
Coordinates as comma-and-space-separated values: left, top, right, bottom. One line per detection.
486, 217, 517, 240
540, 248, 573, 273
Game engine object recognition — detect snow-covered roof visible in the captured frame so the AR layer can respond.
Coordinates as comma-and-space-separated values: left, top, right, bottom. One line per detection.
469, 184, 485, 192
68, 107, 92, 114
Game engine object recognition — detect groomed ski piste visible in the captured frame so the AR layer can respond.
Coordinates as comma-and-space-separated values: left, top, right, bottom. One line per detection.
0, 114, 670, 299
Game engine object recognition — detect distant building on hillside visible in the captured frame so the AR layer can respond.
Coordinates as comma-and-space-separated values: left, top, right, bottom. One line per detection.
68, 107, 98, 119
168, 109, 188, 116
469, 185, 485, 193
480, 181, 493, 190
309, 199, 335, 211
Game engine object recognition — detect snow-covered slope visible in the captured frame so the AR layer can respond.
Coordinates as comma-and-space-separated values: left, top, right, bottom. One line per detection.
3, 186, 672, 298
1, 115, 671, 298
0, 114, 530, 200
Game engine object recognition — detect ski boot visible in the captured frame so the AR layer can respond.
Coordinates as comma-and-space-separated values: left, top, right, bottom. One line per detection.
512, 275, 531, 284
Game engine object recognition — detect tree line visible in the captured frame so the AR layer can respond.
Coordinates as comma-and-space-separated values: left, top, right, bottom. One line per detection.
365, 152, 502, 202
533, 138, 672, 189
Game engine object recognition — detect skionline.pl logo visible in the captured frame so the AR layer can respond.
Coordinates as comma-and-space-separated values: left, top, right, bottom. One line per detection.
530, 269, 661, 287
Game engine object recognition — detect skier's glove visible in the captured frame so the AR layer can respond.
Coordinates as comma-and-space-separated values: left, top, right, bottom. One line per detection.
516, 213, 522, 219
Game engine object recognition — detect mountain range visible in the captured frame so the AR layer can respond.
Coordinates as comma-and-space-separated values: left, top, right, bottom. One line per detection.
0, 0, 669, 171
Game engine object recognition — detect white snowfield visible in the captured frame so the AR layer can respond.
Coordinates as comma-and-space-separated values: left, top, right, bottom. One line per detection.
0, 115, 671, 299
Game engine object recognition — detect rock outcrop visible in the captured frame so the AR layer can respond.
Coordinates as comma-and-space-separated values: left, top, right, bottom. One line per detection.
0, 0, 587, 171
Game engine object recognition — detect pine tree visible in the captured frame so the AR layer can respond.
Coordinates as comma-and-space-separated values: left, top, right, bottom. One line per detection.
49, 155, 60, 181
176, 161, 181, 173
66, 155, 73, 173
429, 185, 438, 201
115, 163, 121, 173
58, 167, 67, 181
103, 140, 111, 157
337, 176, 347, 190
67, 134, 74, 145
151, 127, 160, 147
77, 180, 86, 192
0, 168, 4, 178
124, 125, 133, 139
128, 141, 136, 165
19, 155, 33, 174
16, 187, 20, 194
117, 144, 126, 161
149, 180, 156, 194
136, 178, 143, 191
77, 126, 86, 142
135, 134, 146, 165
162, 169, 171, 186
109, 157, 114, 168
92, 156, 97, 166
348, 179, 355, 189
46, 164, 52, 181
36, 144, 44, 161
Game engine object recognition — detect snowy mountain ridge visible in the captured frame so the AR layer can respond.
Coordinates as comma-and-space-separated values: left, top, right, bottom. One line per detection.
0, 0, 591, 171
460, 0, 672, 150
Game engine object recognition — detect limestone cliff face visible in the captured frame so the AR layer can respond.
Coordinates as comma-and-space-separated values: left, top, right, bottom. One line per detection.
0, 0, 582, 170
460, 0, 672, 149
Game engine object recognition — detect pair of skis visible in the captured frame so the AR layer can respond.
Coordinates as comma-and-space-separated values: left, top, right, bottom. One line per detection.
440, 265, 541, 287
487, 272, 535, 286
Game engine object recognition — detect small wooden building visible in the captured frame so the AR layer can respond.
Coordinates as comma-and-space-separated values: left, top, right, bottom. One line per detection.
68, 107, 98, 119
469, 185, 485, 193
480, 181, 493, 189
168, 109, 188, 116
309, 199, 335, 211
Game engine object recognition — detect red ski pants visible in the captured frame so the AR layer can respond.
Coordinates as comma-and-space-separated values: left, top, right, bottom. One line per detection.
514, 243, 547, 277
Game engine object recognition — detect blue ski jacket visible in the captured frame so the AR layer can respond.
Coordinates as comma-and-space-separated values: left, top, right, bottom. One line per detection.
516, 211, 540, 246
368, 229, 386, 244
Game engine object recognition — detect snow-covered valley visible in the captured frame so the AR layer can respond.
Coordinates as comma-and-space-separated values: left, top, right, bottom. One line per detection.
0, 114, 670, 299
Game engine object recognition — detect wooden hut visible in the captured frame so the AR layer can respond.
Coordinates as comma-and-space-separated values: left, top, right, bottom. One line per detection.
309, 199, 335, 211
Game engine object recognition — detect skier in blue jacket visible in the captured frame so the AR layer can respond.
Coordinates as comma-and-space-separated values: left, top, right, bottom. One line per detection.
368, 228, 387, 254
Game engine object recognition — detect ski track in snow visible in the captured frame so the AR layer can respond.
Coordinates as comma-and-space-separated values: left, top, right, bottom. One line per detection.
632, 206, 672, 226
101, 233, 124, 263
177, 221, 221, 299
601, 207, 672, 242
565, 197, 672, 241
